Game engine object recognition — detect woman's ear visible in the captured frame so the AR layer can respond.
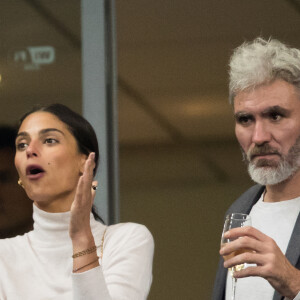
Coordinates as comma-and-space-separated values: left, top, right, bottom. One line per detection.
78, 154, 88, 175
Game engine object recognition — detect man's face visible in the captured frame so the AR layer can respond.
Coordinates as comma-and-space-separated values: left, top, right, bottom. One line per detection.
234, 79, 300, 186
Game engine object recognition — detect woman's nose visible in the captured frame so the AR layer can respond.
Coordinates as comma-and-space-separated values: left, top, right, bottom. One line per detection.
26, 143, 39, 158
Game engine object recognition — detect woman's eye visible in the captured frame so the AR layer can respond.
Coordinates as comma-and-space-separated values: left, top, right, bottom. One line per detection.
44, 138, 58, 144
16, 142, 28, 150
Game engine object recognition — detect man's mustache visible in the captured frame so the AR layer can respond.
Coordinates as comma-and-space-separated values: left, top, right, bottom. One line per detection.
247, 144, 281, 161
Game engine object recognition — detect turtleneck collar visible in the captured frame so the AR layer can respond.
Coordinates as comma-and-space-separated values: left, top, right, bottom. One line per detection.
29, 204, 103, 247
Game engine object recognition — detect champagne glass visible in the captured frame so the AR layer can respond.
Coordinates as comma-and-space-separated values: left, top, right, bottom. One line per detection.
220, 213, 251, 300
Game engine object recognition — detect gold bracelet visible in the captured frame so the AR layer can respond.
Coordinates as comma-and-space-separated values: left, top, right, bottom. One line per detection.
72, 245, 98, 258
73, 257, 99, 273
72, 228, 107, 259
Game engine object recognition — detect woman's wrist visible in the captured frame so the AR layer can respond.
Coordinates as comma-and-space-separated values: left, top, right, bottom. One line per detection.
70, 224, 93, 241
72, 231, 100, 273
71, 229, 95, 250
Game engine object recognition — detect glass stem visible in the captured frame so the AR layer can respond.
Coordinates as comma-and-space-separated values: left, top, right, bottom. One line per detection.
232, 276, 237, 300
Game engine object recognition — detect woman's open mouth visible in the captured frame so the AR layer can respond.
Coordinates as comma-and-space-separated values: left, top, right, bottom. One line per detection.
26, 165, 45, 180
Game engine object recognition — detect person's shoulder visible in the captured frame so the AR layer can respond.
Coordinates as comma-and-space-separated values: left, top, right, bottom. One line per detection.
0, 234, 29, 255
237, 184, 264, 201
105, 222, 154, 250
107, 222, 153, 240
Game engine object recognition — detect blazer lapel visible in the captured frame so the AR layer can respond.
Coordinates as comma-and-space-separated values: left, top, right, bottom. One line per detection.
226, 185, 265, 216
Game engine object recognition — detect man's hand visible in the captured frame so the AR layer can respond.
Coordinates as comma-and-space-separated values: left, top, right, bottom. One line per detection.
220, 226, 300, 299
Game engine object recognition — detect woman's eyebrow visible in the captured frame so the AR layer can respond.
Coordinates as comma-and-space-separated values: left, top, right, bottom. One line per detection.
16, 131, 29, 139
16, 128, 65, 139
39, 128, 65, 136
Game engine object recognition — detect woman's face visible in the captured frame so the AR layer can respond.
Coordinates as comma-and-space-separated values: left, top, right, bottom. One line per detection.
14, 112, 87, 212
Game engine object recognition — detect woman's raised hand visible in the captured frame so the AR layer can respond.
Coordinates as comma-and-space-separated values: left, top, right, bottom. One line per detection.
69, 152, 97, 242
70, 152, 100, 273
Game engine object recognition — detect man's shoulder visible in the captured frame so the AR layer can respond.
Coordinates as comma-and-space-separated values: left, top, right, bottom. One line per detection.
226, 184, 265, 215
236, 184, 265, 202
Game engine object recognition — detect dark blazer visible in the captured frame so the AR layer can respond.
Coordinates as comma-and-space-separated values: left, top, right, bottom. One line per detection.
212, 184, 300, 300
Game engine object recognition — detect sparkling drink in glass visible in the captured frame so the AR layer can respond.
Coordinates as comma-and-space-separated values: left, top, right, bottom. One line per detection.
220, 213, 252, 300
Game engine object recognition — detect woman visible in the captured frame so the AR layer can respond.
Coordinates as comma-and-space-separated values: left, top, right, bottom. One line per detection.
0, 104, 154, 300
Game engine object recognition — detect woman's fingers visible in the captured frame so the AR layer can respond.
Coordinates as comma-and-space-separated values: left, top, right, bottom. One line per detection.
82, 153, 95, 189
79, 153, 95, 196
73, 152, 96, 207
69, 153, 97, 240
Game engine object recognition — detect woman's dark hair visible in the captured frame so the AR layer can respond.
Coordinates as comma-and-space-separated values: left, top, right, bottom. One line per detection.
19, 103, 104, 223
0, 126, 17, 150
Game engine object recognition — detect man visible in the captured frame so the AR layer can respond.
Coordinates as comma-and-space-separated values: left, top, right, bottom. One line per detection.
212, 38, 300, 300
0, 126, 33, 238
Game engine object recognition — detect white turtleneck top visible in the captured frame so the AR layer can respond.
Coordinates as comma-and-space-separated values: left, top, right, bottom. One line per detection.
0, 205, 154, 300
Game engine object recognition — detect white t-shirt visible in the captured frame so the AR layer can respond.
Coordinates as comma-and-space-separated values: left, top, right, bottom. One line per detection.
0, 204, 154, 300
225, 193, 300, 300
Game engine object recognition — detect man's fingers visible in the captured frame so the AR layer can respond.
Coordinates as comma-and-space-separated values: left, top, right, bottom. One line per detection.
233, 265, 263, 279
220, 236, 263, 256
224, 251, 263, 269
224, 226, 267, 241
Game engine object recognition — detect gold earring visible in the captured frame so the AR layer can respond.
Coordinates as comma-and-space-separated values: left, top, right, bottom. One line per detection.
18, 179, 24, 188
92, 184, 98, 191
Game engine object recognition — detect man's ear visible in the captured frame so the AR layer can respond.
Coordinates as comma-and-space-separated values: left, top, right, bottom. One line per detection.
78, 153, 88, 175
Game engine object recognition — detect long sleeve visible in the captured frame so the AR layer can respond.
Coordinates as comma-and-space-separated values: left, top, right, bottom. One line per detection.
72, 223, 154, 300
72, 267, 111, 299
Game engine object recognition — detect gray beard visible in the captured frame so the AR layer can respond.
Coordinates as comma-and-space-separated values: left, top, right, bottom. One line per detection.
242, 136, 300, 186
247, 159, 298, 185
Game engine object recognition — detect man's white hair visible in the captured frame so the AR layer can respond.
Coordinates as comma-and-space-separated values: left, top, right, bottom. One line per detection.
229, 37, 300, 104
